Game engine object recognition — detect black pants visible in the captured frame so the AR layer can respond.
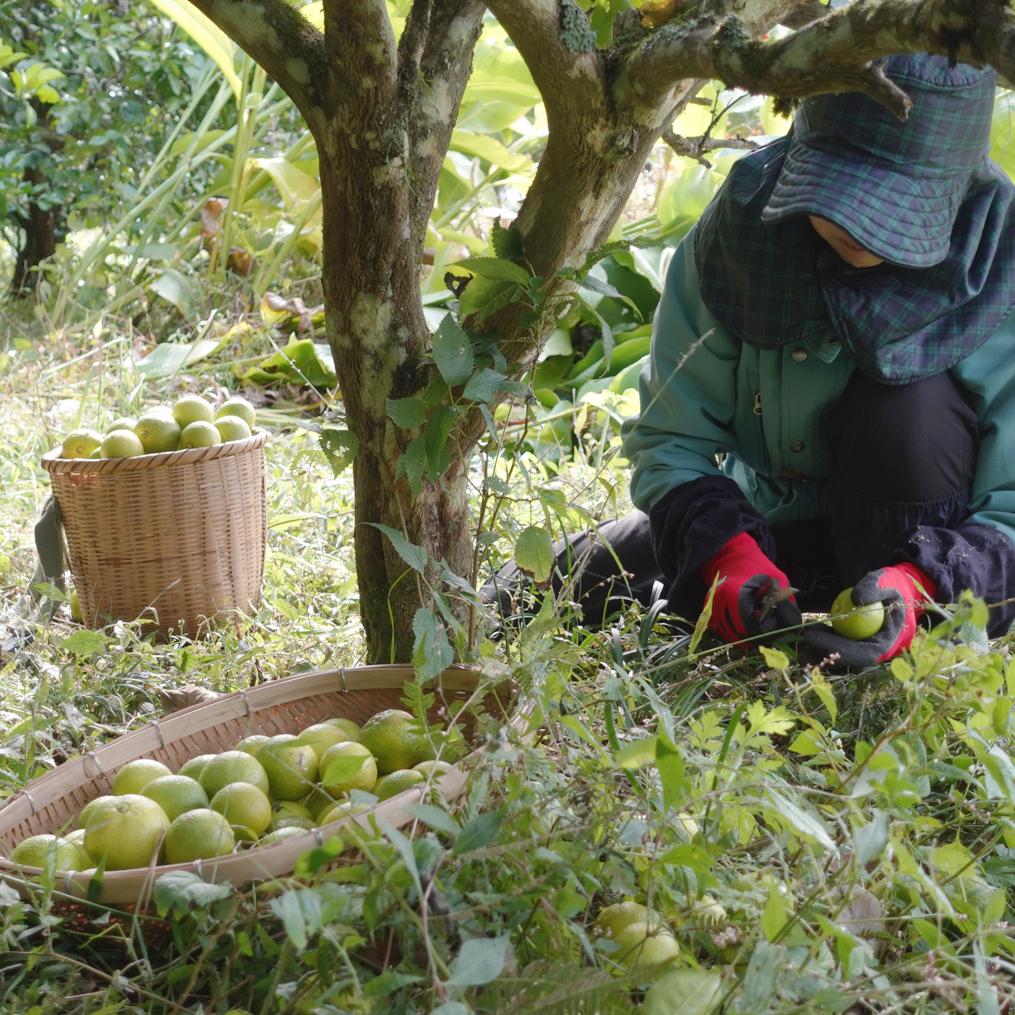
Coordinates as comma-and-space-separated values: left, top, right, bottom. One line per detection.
484, 370, 979, 624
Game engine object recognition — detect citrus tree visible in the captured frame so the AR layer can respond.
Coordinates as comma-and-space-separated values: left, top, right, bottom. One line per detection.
167, 0, 1015, 664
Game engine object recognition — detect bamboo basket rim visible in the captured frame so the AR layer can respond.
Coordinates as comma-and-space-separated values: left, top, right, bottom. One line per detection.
0, 664, 518, 905
41, 427, 270, 475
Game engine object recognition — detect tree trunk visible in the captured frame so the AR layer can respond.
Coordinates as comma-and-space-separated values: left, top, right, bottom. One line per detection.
9, 162, 57, 299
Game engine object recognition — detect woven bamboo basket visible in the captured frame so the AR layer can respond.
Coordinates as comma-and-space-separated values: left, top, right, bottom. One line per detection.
41, 428, 269, 638
0, 664, 514, 905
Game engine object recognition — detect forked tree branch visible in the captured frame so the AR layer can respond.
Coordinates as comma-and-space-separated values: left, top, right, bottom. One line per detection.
626, 0, 1015, 116
321, 0, 399, 106
185, 0, 328, 119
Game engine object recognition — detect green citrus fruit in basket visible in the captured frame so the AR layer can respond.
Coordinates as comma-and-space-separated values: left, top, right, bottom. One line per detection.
320, 741, 377, 796
374, 769, 426, 801
112, 758, 173, 796
62, 828, 91, 867
211, 782, 272, 838
142, 775, 209, 822
593, 901, 650, 940
134, 412, 181, 454
78, 794, 115, 829
199, 751, 270, 799
178, 754, 218, 781
258, 741, 318, 801
173, 395, 215, 427
322, 718, 361, 740
359, 710, 433, 775
236, 734, 272, 756
164, 808, 235, 864
216, 396, 257, 429
269, 800, 315, 832
297, 723, 352, 760
101, 428, 145, 459
319, 801, 369, 826
84, 794, 171, 870
830, 587, 885, 640
214, 415, 252, 443
61, 428, 103, 460
612, 922, 682, 971
179, 420, 221, 449
302, 786, 337, 821
12, 834, 83, 872
414, 759, 452, 779
258, 826, 309, 848
105, 416, 137, 434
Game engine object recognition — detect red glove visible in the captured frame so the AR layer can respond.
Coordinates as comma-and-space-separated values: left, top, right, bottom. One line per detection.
804, 563, 937, 668
701, 531, 801, 643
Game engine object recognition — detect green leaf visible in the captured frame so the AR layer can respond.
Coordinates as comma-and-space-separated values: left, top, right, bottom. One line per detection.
319, 428, 358, 476
377, 816, 421, 893
446, 934, 511, 986
766, 790, 835, 850
386, 397, 426, 428
432, 315, 474, 386
153, 870, 233, 916
514, 525, 554, 583
137, 339, 221, 378
642, 970, 722, 1015
758, 645, 790, 670
452, 809, 505, 857
659, 842, 712, 874
424, 406, 456, 480
149, 269, 203, 323
396, 436, 428, 497
404, 804, 461, 836
615, 735, 658, 770
854, 809, 890, 867
458, 275, 523, 320
656, 737, 685, 813
253, 156, 321, 212
452, 256, 530, 285
366, 523, 427, 574
761, 887, 788, 942
270, 888, 323, 951
59, 631, 110, 656
462, 368, 507, 404
321, 753, 367, 786
412, 608, 454, 682
690, 573, 720, 657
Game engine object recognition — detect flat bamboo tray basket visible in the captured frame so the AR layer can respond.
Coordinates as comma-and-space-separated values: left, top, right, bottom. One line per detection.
0, 665, 514, 905
41, 428, 269, 638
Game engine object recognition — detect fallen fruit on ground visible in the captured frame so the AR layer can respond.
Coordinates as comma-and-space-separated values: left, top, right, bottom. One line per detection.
142, 775, 210, 822
83, 794, 171, 870
612, 921, 683, 970
830, 587, 885, 639
112, 758, 173, 796
164, 808, 235, 864
594, 901, 650, 940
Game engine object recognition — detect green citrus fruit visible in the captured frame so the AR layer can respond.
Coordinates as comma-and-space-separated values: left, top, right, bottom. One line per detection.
178, 754, 218, 781
269, 800, 315, 831
319, 741, 377, 796
142, 775, 209, 821
258, 741, 318, 800
172, 395, 215, 427
105, 416, 138, 434
164, 808, 235, 864
216, 396, 257, 429
272, 815, 318, 832
214, 415, 252, 443
134, 412, 181, 453
111, 758, 173, 796
179, 420, 221, 449
258, 826, 309, 847
236, 734, 272, 756
210, 782, 272, 837
78, 794, 115, 829
296, 723, 352, 760
414, 760, 452, 779
612, 922, 682, 970
62, 828, 92, 868
830, 587, 885, 640
61, 428, 103, 459
198, 751, 270, 799
374, 769, 426, 801
302, 786, 338, 820
322, 718, 361, 740
84, 794, 171, 870
12, 834, 83, 872
358, 710, 432, 775
319, 801, 369, 825
593, 901, 650, 940
101, 428, 145, 459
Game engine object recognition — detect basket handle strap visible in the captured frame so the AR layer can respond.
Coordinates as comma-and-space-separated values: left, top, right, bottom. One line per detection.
29, 494, 65, 619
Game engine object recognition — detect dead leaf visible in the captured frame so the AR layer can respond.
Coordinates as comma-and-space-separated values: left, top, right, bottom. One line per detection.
639, 0, 688, 28
201, 198, 227, 240
227, 247, 255, 277
159, 683, 222, 714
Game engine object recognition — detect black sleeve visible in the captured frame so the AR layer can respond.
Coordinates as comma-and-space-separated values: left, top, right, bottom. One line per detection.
893, 523, 1015, 637
649, 474, 776, 621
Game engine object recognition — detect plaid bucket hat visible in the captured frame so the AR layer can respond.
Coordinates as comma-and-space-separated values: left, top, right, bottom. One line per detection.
760, 54, 997, 269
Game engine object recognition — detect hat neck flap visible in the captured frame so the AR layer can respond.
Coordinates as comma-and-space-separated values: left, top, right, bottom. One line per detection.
694, 141, 1015, 384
